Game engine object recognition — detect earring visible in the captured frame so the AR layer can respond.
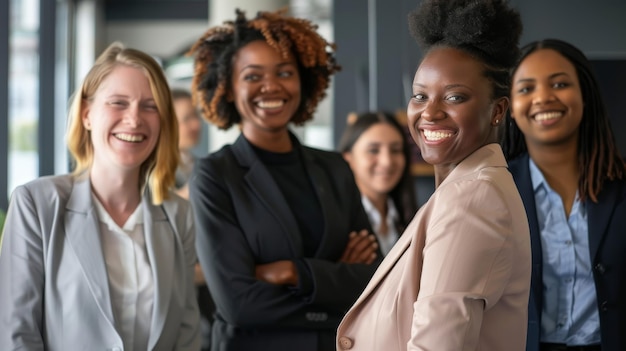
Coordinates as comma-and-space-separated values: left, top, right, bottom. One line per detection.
494, 119, 500, 125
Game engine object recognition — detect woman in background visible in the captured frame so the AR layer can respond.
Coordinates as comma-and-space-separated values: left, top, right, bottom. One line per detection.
0, 42, 200, 350
339, 111, 418, 255
188, 9, 380, 351
172, 88, 202, 199
502, 38, 626, 351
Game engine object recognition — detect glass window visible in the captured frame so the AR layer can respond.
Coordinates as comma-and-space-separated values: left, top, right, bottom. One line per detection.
8, 0, 39, 195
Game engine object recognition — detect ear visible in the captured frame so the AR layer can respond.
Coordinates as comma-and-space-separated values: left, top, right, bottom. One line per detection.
81, 102, 92, 130
226, 90, 234, 102
491, 97, 509, 126
342, 151, 352, 164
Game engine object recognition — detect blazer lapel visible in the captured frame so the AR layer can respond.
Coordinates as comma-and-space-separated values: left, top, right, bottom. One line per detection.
143, 192, 175, 350
64, 175, 116, 327
350, 218, 415, 308
231, 134, 303, 255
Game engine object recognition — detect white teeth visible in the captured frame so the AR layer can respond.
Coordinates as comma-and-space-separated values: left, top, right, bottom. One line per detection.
115, 133, 145, 143
423, 130, 454, 141
534, 111, 562, 121
257, 100, 284, 109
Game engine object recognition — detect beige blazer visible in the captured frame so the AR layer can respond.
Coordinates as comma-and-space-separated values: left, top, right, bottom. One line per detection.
337, 144, 531, 351
0, 174, 200, 351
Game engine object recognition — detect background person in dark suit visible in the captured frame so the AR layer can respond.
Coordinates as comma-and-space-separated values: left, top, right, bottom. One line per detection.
187, 9, 381, 351
502, 38, 626, 351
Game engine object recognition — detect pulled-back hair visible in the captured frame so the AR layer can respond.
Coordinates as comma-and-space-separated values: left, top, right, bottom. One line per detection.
66, 42, 179, 205
501, 39, 626, 202
408, 0, 522, 99
338, 112, 419, 229
188, 9, 340, 130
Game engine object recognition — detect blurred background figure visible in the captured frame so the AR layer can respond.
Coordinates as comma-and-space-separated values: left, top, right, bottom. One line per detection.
339, 111, 418, 255
171, 88, 214, 351
172, 88, 202, 199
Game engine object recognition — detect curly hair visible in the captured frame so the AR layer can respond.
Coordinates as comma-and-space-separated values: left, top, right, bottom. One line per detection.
501, 39, 626, 203
408, 0, 522, 99
187, 9, 340, 130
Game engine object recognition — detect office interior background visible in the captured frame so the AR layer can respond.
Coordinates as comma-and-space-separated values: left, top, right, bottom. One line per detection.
1, 0, 626, 212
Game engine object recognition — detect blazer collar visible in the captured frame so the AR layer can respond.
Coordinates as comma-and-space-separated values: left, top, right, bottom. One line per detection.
231, 133, 303, 255
64, 175, 116, 328
439, 143, 507, 187
143, 191, 175, 350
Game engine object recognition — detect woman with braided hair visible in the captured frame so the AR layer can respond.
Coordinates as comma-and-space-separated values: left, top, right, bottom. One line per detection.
337, 0, 531, 350
187, 9, 381, 351
503, 39, 626, 351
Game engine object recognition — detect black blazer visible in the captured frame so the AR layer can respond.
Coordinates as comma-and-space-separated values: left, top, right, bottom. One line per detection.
190, 133, 380, 351
508, 153, 626, 351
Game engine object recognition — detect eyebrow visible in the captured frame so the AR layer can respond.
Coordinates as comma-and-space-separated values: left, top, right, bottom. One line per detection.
239, 62, 295, 74
514, 72, 570, 85
412, 83, 472, 90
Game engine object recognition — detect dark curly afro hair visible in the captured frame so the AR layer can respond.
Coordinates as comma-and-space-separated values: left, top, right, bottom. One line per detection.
408, 0, 523, 98
187, 9, 341, 130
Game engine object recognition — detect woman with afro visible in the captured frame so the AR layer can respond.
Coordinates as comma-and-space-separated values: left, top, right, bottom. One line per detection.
337, 0, 531, 350
187, 9, 381, 351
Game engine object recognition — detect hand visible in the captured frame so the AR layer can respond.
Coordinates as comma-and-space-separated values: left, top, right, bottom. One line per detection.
255, 260, 298, 286
194, 263, 206, 286
340, 229, 378, 264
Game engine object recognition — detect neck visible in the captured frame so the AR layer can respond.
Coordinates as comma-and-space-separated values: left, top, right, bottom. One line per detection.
89, 164, 142, 226
527, 141, 580, 214
365, 192, 389, 219
242, 127, 293, 153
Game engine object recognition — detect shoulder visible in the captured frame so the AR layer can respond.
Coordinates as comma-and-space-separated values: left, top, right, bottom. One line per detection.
12, 174, 75, 203
303, 146, 350, 169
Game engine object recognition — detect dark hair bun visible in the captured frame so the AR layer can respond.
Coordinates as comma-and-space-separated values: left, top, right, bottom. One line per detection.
409, 0, 522, 69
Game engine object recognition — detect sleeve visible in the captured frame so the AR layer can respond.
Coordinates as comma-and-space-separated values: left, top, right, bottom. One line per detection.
175, 201, 202, 350
408, 179, 514, 351
0, 186, 46, 350
301, 157, 381, 311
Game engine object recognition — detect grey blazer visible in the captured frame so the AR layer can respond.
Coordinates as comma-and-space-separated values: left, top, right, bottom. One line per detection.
0, 174, 201, 351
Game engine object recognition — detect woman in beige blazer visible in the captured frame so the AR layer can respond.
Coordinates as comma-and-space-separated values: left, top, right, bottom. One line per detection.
0, 42, 200, 350
337, 1, 531, 350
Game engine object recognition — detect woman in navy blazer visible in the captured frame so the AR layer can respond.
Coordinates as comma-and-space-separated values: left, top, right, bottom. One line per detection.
187, 9, 381, 351
502, 39, 626, 351
0, 42, 200, 350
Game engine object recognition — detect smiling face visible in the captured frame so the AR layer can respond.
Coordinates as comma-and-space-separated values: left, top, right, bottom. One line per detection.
407, 47, 505, 169
82, 64, 160, 174
343, 123, 406, 201
231, 40, 301, 138
510, 48, 583, 151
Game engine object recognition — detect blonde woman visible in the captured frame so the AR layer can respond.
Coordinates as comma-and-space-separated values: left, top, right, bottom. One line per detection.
0, 42, 200, 350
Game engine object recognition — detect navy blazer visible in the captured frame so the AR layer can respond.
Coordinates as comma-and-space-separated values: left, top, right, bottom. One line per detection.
189, 133, 380, 351
508, 153, 626, 351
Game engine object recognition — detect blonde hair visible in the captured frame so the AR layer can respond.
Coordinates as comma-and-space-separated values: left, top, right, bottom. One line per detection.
66, 42, 179, 205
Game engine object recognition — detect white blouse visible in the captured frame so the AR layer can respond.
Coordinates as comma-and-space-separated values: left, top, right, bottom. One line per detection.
361, 195, 400, 256
93, 195, 154, 351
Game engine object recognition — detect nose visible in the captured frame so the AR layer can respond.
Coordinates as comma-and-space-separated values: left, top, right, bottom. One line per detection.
532, 84, 556, 105
378, 148, 393, 168
124, 104, 142, 127
419, 100, 445, 122
260, 76, 279, 93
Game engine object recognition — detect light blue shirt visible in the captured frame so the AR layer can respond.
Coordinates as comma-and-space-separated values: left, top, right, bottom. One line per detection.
529, 159, 600, 346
